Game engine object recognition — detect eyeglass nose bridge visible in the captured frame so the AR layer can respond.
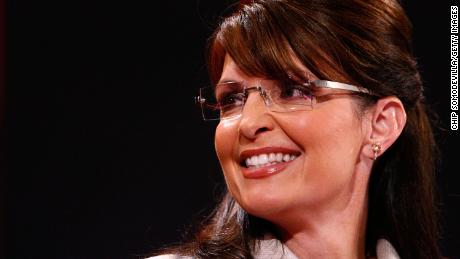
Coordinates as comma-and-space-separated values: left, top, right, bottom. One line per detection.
243, 86, 272, 108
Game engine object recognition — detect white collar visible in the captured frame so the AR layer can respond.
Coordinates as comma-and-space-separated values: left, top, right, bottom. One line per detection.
253, 238, 400, 259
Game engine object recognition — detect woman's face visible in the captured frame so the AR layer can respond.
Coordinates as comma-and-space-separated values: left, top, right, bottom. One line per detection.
215, 55, 368, 220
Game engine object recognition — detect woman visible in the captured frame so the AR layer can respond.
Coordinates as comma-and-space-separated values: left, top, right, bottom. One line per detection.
152, 0, 441, 258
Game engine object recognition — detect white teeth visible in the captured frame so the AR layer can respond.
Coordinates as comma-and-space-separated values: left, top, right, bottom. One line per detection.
276, 153, 283, 162
283, 154, 290, 162
245, 158, 252, 166
244, 152, 298, 168
251, 156, 258, 166
258, 154, 268, 164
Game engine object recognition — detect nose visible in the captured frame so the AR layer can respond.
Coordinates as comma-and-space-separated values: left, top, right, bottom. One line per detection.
238, 90, 274, 139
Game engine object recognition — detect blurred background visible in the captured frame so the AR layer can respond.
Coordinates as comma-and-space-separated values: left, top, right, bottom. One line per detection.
4, 0, 459, 258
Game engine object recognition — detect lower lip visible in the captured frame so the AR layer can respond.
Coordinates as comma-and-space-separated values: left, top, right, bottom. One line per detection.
241, 160, 293, 179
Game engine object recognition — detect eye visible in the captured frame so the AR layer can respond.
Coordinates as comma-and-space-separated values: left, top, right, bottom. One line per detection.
217, 92, 245, 107
214, 82, 245, 112
214, 91, 246, 117
278, 83, 313, 100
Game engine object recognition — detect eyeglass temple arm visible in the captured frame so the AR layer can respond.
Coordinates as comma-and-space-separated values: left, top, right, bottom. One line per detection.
309, 80, 372, 94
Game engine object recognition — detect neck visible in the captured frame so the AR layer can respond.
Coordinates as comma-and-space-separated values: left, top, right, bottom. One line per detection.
274, 168, 370, 259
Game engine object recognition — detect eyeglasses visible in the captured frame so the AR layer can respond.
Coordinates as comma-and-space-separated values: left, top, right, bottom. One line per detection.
195, 79, 372, 121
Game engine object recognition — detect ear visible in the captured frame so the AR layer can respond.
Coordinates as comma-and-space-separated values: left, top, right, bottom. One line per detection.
363, 96, 407, 160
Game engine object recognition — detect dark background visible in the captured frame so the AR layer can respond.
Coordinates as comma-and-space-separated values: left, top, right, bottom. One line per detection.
4, 0, 459, 258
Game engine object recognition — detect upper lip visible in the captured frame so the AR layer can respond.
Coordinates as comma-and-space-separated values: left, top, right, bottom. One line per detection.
239, 146, 301, 165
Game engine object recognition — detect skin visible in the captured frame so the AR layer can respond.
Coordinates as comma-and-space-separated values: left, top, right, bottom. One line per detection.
214, 54, 407, 258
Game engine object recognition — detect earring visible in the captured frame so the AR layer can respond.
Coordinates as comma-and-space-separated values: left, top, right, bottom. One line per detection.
372, 143, 382, 160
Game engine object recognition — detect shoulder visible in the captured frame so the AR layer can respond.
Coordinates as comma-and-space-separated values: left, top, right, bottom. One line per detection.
376, 239, 400, 259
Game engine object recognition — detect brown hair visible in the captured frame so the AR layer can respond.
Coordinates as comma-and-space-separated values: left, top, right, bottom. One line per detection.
160, 1, 441, 258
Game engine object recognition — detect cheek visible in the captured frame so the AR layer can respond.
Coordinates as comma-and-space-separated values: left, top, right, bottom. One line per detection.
279, 108, 363, 194
215, 120, 237, 162
287, 108, 361, 153
214, 120, 240, 193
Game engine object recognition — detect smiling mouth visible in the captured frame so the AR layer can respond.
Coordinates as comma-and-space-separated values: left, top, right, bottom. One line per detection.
241, 152, 299, 168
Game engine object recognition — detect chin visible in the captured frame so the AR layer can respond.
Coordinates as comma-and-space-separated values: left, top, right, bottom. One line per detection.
235, 186, 292, 219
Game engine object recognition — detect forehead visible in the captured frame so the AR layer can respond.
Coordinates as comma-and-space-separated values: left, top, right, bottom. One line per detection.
219, 54, 318, 84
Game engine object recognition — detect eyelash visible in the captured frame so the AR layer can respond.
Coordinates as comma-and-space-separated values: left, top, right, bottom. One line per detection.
280, 84, 314, 98
217, 92, 244, 106
215, 82, 314, 107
